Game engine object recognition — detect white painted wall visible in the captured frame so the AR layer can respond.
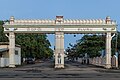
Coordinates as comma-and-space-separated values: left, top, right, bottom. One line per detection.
15, 47, 21, 65
0, 44, 21, 67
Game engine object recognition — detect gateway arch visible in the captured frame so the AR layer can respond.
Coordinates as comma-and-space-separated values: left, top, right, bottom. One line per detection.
3, 16, 117, 68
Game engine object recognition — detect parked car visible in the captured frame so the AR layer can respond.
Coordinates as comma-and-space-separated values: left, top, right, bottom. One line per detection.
25, 58, 35, 64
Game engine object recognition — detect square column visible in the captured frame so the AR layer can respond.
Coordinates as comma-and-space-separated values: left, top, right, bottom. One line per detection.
9, 32, 16, 67
105, 32, 112, 69
55, 32, 64, 68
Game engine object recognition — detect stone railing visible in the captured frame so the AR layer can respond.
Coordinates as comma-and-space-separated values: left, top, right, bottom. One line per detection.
64, 19, 106, 24
89, 55, 118, 68
8, 19, 116, 25
8, 16, 116, 25
13, 19, 55, 24
77, 55, 118, 68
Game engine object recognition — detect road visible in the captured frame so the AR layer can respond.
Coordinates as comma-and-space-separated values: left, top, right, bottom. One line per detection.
0, 60, 120, 80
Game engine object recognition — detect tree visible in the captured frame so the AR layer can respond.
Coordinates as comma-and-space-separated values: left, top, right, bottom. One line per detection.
16, 33, 53, 59
66, 34, 106, 58
0, 21, 8, 42
112, 32, 120, 54
0, 20, 53, 59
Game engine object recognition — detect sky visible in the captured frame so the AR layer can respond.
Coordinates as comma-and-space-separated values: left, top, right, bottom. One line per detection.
0, 0, 120, 49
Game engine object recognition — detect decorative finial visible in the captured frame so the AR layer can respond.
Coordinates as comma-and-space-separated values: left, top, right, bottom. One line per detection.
106, 16, 111, 24
56, 16, 64, 23
10, 16, 15, 24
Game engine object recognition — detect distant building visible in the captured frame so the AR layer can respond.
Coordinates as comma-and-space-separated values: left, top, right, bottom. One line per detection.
0, 42, 21, 67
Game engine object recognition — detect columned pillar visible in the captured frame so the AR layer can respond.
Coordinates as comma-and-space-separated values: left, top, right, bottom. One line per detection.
55, 32, 64, 68
105, 32, 112, 68
9, 32, 16, 67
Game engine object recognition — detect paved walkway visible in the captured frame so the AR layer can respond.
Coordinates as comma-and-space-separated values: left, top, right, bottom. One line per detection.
0, 60, 120, 80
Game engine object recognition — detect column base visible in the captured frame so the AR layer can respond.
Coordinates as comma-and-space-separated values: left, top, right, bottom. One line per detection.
104, 64, 111, 69
9, 64, 16, 68
55, 64, 64, 68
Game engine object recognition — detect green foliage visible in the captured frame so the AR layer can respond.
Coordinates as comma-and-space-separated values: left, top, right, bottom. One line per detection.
66, 32, 120, 59
16, 33, 53, 59
0, 20, 53, 59
0, 21, 8, 42
66, 34, 105, 58
112, 32, 120, 55
117, 32, 120, 51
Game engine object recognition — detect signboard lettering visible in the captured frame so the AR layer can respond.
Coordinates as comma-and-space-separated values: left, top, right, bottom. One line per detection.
78, 28, 93, 31
27, 28, 41, 31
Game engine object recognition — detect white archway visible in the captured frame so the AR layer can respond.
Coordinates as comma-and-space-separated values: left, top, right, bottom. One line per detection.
3, 16, 117, 68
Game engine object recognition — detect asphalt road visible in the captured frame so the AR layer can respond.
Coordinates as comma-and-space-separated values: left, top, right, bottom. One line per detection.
0, 60, 120, 80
